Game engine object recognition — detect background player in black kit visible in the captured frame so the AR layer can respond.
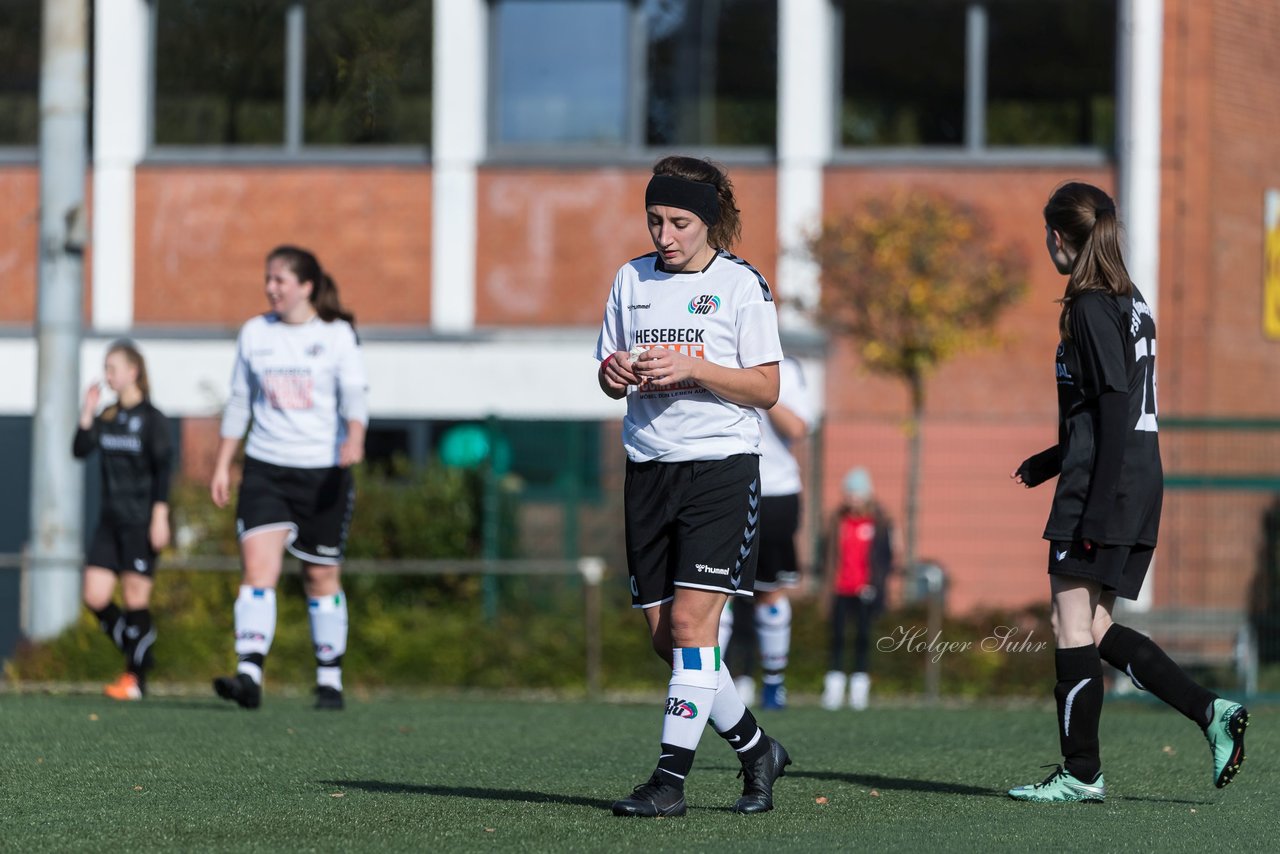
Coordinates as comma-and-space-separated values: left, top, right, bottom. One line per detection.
1008, 182, 1249, 803
74, 341, 172, 701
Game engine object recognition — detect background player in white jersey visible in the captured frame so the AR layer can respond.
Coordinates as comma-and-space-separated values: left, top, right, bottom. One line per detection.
1008, 183, 1249, 803
718, 357, 814, 709
597, 155, 790, 818
210, 245, 368, 711
75, 341, 172, 701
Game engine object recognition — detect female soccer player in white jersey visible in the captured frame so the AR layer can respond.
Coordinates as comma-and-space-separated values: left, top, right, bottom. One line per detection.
597, 155, 791, 817
210, 245, 368, 711
75, 341, 172, 701
1008, 182, 1248, 802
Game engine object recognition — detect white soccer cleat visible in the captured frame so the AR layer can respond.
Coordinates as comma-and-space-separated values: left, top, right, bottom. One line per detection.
849, 672, 870, 710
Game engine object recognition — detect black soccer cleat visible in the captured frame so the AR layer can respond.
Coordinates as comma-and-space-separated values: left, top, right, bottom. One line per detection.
213, 673, 261, 709
733, 736, 791, 814
314, 685, 344, 711
611, 772, 687, 817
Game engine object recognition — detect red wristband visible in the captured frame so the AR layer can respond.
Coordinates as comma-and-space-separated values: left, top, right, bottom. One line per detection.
600, 353, 618, 373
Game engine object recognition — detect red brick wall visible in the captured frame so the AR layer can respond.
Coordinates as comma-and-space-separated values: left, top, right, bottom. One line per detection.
819, 167, 1114, 612
474, 166, 778, 325
133, 166, 432, 327
0, 167, 94, 325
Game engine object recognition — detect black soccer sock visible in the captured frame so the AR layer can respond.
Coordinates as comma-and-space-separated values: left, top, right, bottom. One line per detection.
656, 743, 695, 786
123, 609, 156, 677
714, 707, 770, 765
1054, 644, 1104, 783
91, 602, 125, 651
1099, 624, 1218, 728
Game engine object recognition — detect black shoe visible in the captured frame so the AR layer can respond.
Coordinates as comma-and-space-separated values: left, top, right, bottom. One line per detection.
611, 772, 687, 817
733, 736, 791, 814
213, 673, 261, 709
314, 685, 344, 710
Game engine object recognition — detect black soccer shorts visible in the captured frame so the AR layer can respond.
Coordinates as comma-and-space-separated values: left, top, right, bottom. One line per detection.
1047, 539, 1154, 601
87, 520, 157, 577
754, 493, 801, 592
624, 454, 761, 609
236, 456, 355, 565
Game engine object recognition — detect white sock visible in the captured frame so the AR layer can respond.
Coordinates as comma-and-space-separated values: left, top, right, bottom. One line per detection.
309, 592, 348, 691
717, 600, 734, 651
234, 585, 276, 685
662, 647, 721, 752
756, 597, 792, 675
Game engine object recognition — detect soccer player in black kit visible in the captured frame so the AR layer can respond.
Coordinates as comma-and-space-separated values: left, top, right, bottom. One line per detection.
1007, 182, 1249, 802
74, 341, 172, 701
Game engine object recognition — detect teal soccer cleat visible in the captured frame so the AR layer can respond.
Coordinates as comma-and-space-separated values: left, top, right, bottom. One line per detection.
1008, 765, 1105, 803
1204, 699, 1249, 788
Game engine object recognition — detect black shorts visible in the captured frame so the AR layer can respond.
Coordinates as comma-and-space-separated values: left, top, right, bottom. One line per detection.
87, 520, 157, 577
236, 457, 355, 565
1047, 540, 1154, 600
624, 454, 761, 609
755, 493, 801, 592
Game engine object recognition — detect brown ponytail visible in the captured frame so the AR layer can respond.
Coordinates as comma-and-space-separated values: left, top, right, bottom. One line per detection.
267, 245, 357, 328
1043, 182, 1133, 340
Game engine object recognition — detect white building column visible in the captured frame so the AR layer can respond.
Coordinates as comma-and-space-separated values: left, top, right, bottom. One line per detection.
1116, 0, 1164, 612
1117, 0, 1163, 316
431, 0, 486, 332
91, 0, 149, 332
776, 0, 836, 328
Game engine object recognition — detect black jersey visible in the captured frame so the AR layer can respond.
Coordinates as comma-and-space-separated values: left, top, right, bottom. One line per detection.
73, 401, 174, 526
1045, 286, 1162, 546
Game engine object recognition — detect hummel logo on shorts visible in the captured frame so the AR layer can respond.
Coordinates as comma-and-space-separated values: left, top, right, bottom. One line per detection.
1056, 549, 1069, 561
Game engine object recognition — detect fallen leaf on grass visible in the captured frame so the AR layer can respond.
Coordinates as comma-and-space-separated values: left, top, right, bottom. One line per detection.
815, 796, 829, 805
36, 758, 43, 764
88, 714, 99, 721
869, 790, 880, 797
484, 828, 496, 833
1162, 745, 1176, 756
133, 786, 143, 792
1190, 809, 1197, 814
330, 793, 345, 798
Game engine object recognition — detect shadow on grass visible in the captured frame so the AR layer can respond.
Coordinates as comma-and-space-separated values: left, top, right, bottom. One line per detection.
787, 769, 1000, 797
321, 779, 613, 810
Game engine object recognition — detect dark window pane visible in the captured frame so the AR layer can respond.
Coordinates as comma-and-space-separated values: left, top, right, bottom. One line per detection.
0, 2, 41, 145
986, 0, 1115, 147
304, 0, 432, 145
154, 0, 287, 145
841, 0, 966, 146
645, 0, 777, 147
493, 0, 629, 146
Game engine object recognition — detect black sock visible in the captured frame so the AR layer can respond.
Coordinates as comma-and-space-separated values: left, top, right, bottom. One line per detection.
91, 603, 125, 651
123, 609, 155, 678
1055, 644, 1104, 783
714, 708, 770, 765
656, 743, 695, 785
1098, 624, 1218, 728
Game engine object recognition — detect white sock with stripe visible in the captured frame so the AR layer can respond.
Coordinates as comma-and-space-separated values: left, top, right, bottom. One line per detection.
656, 647, 720, 782
309, 592, 348, 691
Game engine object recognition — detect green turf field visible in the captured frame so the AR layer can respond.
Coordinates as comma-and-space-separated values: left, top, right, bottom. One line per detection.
0, 692, 1271, 852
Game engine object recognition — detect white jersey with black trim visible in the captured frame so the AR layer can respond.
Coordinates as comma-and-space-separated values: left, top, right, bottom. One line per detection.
595, 249, 784, 463
220, 313, 369, 469
758, 358, 814, 496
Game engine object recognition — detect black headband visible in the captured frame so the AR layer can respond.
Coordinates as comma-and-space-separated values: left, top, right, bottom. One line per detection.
645, 174, 720, 226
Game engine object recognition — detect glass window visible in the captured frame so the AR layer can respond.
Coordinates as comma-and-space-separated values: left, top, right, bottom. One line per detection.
841, 0, 966, 147
986, 0, 1115, 147
0, 2, 42, 145
154, 0, 287, 145
492, 0, 777, 150
493, 0, 630, 146
645, 0, 777, 147
152, 0, 432, 148
304, 0, 432, 145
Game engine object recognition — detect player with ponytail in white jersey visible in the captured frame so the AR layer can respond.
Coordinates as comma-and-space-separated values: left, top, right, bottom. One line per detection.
211, 245, 368, 711
597, 155, 791, 818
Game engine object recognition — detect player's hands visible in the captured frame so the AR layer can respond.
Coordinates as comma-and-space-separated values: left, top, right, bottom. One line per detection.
633, 346, 696, 387
149, 507, 171, 552
600, 350, 641, 391
210, 465, 232, 508
80, 381, 101, 428
339, 435, 365, 468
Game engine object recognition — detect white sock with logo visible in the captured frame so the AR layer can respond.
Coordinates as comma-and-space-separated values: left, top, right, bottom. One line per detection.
656, 647, 720, 781
309, 592, 348, 691
757, 596, 792, 678
234, 585, 276, 685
